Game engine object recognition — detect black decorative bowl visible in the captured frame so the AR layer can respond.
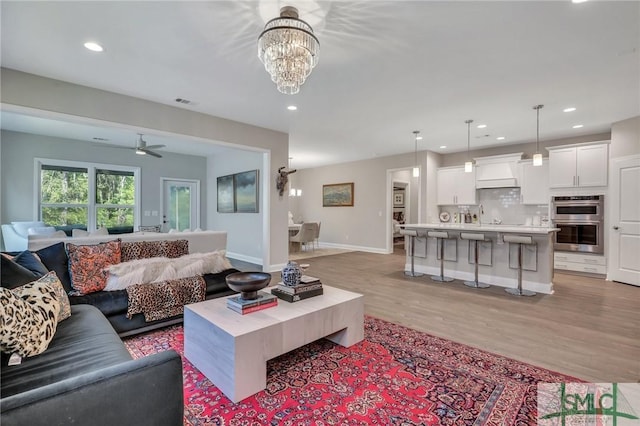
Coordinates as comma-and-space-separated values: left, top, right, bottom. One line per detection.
225, 272, 272, 300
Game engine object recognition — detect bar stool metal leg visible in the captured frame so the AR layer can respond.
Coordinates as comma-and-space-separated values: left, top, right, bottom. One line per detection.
464, 239, 490, 289
401, 229, 424, 277
505, 242, 536, 297
430, 236, 454, 282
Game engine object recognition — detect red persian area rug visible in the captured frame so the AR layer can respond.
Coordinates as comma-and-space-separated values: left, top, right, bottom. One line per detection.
124, 317, 580, 425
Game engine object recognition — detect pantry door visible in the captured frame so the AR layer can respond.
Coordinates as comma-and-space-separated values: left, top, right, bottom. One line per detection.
609, 155, 640, 286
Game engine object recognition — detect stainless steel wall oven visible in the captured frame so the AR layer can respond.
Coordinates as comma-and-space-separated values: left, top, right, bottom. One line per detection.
551, 195, 604, 254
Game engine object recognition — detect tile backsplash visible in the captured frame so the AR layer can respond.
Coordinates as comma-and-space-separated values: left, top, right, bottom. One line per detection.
439, 188, 550, 226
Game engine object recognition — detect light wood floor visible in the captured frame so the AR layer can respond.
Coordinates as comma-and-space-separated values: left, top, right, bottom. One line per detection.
289, 249, 639, 383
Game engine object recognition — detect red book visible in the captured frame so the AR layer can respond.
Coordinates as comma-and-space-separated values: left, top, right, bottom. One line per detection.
227, 299, 278, 315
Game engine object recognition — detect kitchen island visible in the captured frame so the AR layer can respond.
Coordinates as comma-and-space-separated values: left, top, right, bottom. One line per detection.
400, 223, 560, 294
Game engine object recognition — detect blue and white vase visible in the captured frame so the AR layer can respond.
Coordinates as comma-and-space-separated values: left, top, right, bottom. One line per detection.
281, 261, 302, 286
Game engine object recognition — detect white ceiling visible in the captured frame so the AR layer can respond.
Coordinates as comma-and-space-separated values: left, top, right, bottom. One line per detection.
1, 1, 638, 169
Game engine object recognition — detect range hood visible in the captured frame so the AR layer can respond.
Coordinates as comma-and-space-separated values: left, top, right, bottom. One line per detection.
474, 153, 523, 189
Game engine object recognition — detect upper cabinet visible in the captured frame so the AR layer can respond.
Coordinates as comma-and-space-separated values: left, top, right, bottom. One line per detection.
437, 167, 476, 205
548, 142, 609, 188
520, 159, 549, 205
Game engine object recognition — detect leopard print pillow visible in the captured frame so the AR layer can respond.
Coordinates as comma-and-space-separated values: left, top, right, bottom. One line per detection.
121, 240, 189, 262
12, 271, 71, 323
0, 279, 60, 357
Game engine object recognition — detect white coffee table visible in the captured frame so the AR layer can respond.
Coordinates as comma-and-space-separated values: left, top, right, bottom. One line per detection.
183, 285, 364, 403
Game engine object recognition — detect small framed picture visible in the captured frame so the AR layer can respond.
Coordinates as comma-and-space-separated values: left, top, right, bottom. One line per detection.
394, 192, 404, 206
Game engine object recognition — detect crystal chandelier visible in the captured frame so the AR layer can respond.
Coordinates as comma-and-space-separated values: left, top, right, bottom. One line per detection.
258, 6, 320, 95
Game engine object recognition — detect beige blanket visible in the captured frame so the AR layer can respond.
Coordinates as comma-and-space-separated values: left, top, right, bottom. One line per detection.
126, 276, 206, 322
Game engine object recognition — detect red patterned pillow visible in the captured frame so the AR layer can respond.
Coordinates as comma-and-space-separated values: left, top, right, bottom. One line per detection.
67, 240, 121, 295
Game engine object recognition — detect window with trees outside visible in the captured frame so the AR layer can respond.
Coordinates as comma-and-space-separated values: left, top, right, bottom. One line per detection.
38, 160, 140, 233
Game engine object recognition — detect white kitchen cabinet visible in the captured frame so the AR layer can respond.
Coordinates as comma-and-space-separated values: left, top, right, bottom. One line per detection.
548, 143, 609, 188
520, 159, 549, 204
437, 167, 476, 205
554, 252, 606, 275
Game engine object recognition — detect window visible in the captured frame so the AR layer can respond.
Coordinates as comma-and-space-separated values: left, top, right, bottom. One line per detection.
37, 159, 140, 232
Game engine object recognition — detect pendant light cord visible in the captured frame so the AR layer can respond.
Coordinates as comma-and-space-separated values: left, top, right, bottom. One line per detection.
534, 104, 544, 153
465, 119, 473, 160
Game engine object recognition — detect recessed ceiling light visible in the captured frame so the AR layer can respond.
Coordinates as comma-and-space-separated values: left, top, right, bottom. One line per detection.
477, 124, 487, 129
287, 105, 297, 111
572, 124, 584, 129
496, 136, 505, 140
84, 42, 104, 52
439, 145, 447, 149
572, 0, 588, 3
563, 107, 577, 112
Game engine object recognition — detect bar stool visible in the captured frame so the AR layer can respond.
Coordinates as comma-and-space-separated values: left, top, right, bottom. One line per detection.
428, 230, 455, 282
400, 229, 424, 277
460, 232, 491, 289
503, 234, 537, 297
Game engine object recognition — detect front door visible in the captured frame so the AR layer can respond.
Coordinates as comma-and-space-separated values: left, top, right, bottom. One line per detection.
162, 179, 199, 232
609, 155, 640, 286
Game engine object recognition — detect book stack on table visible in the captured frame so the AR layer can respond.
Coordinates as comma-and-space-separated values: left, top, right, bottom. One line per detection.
271, 275, 323, 302
226, 291, 277, 314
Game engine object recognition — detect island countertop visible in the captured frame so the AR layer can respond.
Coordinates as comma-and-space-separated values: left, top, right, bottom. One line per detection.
401, 223, 559, 234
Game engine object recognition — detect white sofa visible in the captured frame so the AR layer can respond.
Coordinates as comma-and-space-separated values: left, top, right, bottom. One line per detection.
1, 221, 55, 252
26, 230, 228, 254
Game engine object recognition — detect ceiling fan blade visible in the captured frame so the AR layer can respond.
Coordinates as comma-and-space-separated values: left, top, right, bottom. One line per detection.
145, 150, 162, 158
143, 144, 166, 150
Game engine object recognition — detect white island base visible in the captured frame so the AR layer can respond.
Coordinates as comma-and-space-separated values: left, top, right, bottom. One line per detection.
184, 285, 364, 403
401, 224, 559, 294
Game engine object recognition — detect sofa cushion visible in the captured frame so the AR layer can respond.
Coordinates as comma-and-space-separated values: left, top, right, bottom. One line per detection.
1, 254, 40, 288
67, 240, 121, 295
12, 272, 71, 323
0, 304, 132, 398
34, 242, 72, 293
70, 289, 129, 317
72, 227, 108, 238
0, 279, 60, 358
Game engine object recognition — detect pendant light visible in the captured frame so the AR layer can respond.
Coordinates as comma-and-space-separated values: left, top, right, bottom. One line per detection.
464, 120, 473, 173
532, 104, 544, 166
412, 130, 421, 177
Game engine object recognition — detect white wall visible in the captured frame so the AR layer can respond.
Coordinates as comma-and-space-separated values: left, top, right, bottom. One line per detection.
0, 69, 290, 270
207, 151, 264, 265
611, 116, 640, 158
292, 150, 440, 253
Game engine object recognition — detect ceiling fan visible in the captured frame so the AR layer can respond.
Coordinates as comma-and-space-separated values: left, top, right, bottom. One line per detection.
123, 134, 166, 158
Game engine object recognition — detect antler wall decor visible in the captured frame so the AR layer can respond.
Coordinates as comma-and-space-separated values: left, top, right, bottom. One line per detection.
276, 166, 297, 196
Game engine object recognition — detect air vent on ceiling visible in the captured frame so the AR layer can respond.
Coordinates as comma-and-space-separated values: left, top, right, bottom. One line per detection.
175, 98, 192, 104
474, 134, 491, 139
93, 137, 109, 141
